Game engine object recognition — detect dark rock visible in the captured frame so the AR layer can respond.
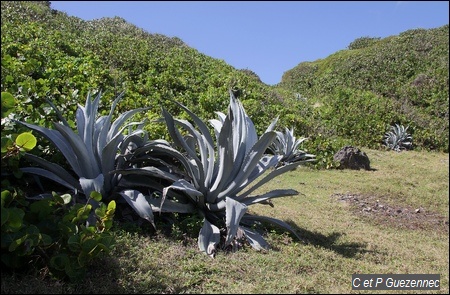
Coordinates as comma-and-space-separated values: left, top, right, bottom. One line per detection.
333, 146, 371, 170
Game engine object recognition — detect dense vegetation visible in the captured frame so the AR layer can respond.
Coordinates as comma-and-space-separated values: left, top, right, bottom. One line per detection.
2, 2, 448, 162
281, 26, 449, 153
1, 0, 448, 284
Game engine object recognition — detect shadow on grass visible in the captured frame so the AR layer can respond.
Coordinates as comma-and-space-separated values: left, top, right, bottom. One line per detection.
295, 227, 371, 258
268, 220, 383, 259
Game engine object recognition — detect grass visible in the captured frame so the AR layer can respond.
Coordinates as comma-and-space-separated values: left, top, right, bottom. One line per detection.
1, 149, 448, 294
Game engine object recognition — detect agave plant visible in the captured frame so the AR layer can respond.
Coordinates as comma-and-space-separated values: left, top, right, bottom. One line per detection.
14, 91, 149, 223
267, 126, 315, 167
125, 90, 315, 257
383, 124, 413, 152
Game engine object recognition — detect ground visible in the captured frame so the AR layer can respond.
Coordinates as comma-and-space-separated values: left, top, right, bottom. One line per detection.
331, 193, 449, 234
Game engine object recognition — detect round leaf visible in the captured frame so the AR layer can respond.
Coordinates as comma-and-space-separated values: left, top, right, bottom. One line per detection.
15, 132, 37, 152
1, 92, 15, 118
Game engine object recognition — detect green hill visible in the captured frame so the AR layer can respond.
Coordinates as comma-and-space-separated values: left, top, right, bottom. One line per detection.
1, 1, 448, 170
280, 25, 449, 153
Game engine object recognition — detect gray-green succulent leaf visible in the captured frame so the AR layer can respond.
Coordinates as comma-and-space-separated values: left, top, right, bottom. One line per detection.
224, 197, 248, 247
198, 218, 221, 258
160, 90, 307, 256
118, 190, 155, 227
16, 91, 151, 224
240, 226, 270, 251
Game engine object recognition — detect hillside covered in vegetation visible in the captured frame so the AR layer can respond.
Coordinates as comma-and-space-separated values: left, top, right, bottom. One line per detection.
2, 1, 449, 168
1, 1, 448, 286
280, 25, 449, 153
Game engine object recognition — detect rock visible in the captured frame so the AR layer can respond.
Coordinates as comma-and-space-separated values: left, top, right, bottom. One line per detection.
333, 146, 371, 170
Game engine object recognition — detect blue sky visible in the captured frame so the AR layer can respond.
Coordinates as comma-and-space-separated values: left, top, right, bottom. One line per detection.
50, 1, 449, 85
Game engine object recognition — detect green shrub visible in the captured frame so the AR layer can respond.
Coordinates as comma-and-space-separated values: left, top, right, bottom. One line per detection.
1, 189, 116, 281
347, 36, 381, 50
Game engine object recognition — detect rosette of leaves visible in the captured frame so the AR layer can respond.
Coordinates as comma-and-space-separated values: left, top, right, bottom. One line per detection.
267, 125, 316, 167
383, 124, 413, 152
14, 91, 149, 223
139, 91, 315, 257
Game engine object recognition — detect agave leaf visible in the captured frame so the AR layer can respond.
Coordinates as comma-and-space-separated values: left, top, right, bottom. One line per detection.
170, 100, 216, 183
118, 190, 155, 226
208, 113, 235, 201
45, 98, 70, 127
224, 197, 248, 247
79, 174, 105, 226
118, 176, 191, 206
264, 116, 279, 133
217, 131, 277, 199
104, 108, 150, 150
162, 107, 205, 184
22, 153, 80, 189
245, 154, 281, 185
79, 174, 105, 198
240, 189, 298, 206
133, 141, 201, 188
239, 159, 312, 199
53, 123, 100, 178
20, 167, 79, 191
241, 215, 303, 242
241, 226, 270, 251
115, 166, 180, 182
173, 118, 214, 190
100, 133, 124, 193
146, 197, 196, 213
162, 179, 204, 208
198, 218, 220, 258
76, 92, 99, 162
13, 121, 83, 176
209, 118, 223, 140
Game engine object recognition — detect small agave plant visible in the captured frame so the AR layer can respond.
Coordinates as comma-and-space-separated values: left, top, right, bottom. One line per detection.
383, 124, 413, 152
267, 125, 316, 167
14, 91, 150, 223
124, 90, 315, 257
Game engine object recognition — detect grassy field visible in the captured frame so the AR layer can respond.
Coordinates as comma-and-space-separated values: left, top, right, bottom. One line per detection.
1, 149, 448, 294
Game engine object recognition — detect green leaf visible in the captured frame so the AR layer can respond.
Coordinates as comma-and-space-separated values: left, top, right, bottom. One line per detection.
5, 207, 24, 231
40, 234, 53, 246
1, 207, 10, 226
15, 132, 37, 152
60, 193, 72, 205
9, 234, 28, 252
1, 92, 15, 118
107, 200, 116, 211
90, 191, 102, 202
1, 190, 12, 205
80, 238, 97, 253
1, 137, 14, 153
50, 253, 70, 271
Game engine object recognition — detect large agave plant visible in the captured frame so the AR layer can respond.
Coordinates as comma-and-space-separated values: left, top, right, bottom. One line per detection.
383, 124, 413, 152
267, 125, 315, 167
134, 91, 315, 257
14, 91, 149, 222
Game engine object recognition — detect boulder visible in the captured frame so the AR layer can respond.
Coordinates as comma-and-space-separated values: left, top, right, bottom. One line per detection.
333, 146, 371, 170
